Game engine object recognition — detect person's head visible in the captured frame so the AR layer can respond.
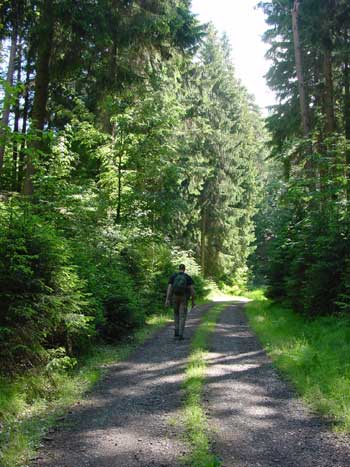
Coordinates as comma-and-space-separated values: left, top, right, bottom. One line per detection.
179, 264, 186, 272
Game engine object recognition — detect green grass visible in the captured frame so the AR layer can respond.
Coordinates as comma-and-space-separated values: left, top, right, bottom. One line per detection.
245, 292, 350, 431
0, 311, 172, 467
182, 304, 226, 467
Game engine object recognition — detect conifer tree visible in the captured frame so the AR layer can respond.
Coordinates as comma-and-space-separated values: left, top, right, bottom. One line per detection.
256, 0, 350, 315
180, 28, 265, 281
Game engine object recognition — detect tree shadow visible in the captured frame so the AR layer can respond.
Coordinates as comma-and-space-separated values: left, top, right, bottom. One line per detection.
204, 304, 350, 467
33, 304, 211, 467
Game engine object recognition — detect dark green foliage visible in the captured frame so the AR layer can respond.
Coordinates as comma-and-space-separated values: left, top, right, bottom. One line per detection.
254, 0, 350, 317
70, 240, 143, 340
0, 195, 197, 373
118, 240, 175, 314
102, 286, 142, 340
266, 196, 350, 316
0, 201, 91, 372
179, 28, 266, 282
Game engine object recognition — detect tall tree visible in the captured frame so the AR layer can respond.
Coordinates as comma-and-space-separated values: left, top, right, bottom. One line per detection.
256, 0, 350, 315
0, 0, 20, 175
23, 0, 54, 194
292, 0, 310, 136
180, 28, 265, 280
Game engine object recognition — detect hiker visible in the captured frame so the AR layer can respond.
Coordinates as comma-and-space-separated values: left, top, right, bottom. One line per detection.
165, 264, 195, 340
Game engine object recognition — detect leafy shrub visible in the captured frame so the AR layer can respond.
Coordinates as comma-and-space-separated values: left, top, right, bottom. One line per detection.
119, 240, 174, 314
103, 294, 141, 339
99, 266, 143, 340
45, 348, 77, 374
67, 227, 146, 340
0, 201, 92, 373
0, 194, 208, 372
266, 192, 350, 317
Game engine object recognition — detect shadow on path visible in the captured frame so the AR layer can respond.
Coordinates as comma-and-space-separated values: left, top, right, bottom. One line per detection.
34, 305, 212, 467
206, 304, 350, 467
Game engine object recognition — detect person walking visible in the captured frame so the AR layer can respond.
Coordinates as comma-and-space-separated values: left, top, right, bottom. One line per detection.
165, 264, 195, 340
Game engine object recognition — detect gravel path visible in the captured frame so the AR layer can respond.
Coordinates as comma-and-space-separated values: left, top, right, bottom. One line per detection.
34, 304, 211, 467
34, 301, 350, 467
205, 302, 350, 467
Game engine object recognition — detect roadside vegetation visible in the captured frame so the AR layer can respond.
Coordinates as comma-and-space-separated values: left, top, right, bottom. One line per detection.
246, 0, 350, 437
1, 3, 263, 463
0, 311, 173, 467
245, 291, 350, 432
182, 303, 226, 467
253, 1, 350, 318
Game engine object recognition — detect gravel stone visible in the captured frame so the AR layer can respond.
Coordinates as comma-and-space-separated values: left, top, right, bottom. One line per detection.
33, 302, 350, 467
33, 305, 211, 467
205, 303, 350, 467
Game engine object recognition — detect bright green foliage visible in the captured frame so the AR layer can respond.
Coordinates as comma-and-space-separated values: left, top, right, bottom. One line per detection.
98, 75, 185, 230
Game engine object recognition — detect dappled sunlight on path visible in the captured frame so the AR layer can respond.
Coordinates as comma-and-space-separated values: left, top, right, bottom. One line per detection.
206, 304, 350, 467
33, 305, 212, 467
207, 288, 251, 303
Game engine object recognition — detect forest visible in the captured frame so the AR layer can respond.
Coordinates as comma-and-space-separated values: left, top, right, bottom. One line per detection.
256, 0, 350, 316
0, 0, 266, 374
2, 0, 350, 465
1, 0, 350, 451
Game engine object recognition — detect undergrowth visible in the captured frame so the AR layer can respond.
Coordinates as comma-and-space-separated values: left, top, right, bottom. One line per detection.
182, 304, 226, 467
245, 291, 350, 432
0, 312, 172, 467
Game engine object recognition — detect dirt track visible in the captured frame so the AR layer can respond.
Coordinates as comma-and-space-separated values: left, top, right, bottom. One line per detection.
33, 304, 211, 467
205, 303, 350, 467
34, 302, 350, 467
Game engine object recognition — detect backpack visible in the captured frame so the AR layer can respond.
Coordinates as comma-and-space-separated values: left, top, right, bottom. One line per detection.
172, 273, 187, 296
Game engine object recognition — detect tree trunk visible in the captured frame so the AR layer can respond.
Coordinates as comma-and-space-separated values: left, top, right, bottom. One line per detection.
316, 43, 335, 197
323, 45, 336, 134
292, 0, 317, 193
18, 53, 31, 191
12, 40, 22, 190
292, 0, 310, 136
344, 60, 350, 202
116, 150, 122, 224
111, 124, 123, 224
200, 207, 206, 276
0, 24, 18, 175
23, 0, 54, 195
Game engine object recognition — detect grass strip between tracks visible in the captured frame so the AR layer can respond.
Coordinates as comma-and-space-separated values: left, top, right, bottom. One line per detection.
182, 303, 226, 467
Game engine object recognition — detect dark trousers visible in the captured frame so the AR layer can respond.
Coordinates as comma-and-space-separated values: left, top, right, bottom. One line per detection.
173, 295, 188, 337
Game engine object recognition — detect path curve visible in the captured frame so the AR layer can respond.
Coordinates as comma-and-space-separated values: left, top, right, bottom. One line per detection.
33, 304, 211, 467
205, 302, 350, 467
